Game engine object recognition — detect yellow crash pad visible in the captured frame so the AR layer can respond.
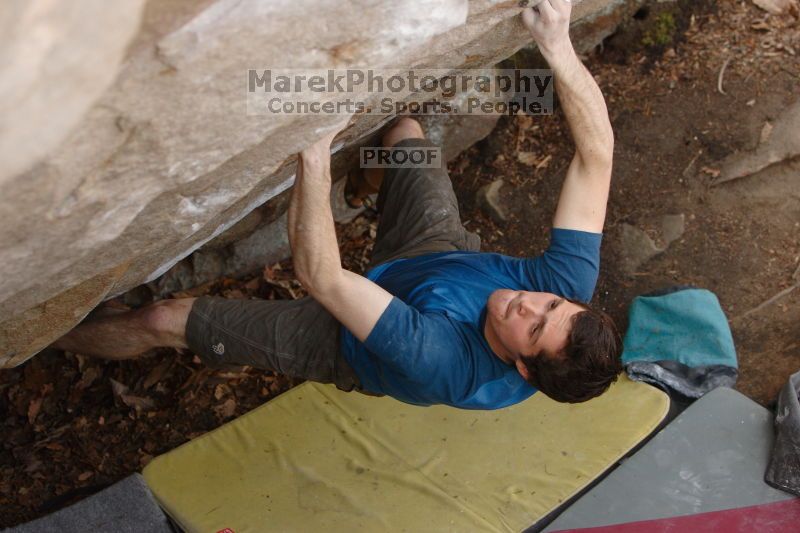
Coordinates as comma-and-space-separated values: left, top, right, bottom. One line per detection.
143, 376, 668, 532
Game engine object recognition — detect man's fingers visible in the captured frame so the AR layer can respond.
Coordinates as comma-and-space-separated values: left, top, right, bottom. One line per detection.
315, 117, 351, 147
326, 116, 352, 139
332, 115, 352, 132
549, 0, 573, 16
521, 7, 537, 30
537, 0, 558, 21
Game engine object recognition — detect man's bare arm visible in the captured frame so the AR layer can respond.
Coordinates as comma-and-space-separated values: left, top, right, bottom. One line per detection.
288, 125, 393, 342
523, 0, 614, 233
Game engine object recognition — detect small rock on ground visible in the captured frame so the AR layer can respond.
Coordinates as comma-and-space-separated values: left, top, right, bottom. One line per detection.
476, 179, 508, 224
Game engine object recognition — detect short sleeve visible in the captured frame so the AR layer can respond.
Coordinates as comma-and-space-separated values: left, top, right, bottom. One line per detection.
363, 297, 468, 383
525, 228, 602, 303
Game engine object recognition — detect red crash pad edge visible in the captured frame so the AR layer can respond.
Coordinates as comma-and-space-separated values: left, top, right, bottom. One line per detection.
552, 497, 800, 533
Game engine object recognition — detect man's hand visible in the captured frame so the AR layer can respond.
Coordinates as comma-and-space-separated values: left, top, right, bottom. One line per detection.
522, 0, 614, 235
522, 0, 573, 60
288, 118, 394, 343
298, 119, 349, 181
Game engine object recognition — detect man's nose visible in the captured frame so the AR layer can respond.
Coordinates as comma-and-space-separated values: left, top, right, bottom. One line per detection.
517, 299, 539, 317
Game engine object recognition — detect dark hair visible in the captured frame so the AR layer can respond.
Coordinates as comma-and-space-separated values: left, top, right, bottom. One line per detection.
521, 302, 623, 403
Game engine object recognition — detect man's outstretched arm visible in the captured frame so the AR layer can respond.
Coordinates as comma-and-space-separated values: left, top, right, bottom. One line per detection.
288, 124, 393, 342
523, 0, 614, 234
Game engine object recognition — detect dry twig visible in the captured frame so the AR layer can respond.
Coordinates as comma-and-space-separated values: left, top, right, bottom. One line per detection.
733, 283, 799, 322
718, 56, 732, 95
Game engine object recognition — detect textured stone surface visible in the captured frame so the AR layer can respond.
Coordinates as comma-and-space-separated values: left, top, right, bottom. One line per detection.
660, 213, 686, 246
617, 224, 662, 275
0, 0, 644, 367
0, 0, 146, 186
615, 214, 686, 275
716, 100, 800, 185
158, 70, 509, 294
476, 179, 510, 223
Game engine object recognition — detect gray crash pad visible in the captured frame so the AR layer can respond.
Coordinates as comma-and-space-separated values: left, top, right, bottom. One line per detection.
4, 474, 172, 533
544, 387, 796, 531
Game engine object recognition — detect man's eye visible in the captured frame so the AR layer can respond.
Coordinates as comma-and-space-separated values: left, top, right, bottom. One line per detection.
550, 299, 559, 309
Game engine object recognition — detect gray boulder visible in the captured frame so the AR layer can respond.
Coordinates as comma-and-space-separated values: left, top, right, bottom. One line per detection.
0, 0, 649, 367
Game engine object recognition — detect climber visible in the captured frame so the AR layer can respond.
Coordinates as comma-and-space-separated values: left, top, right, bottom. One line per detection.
53, 0, 622, 408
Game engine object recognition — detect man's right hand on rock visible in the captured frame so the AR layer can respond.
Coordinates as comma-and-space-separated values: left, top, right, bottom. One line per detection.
521, 0, 574, 62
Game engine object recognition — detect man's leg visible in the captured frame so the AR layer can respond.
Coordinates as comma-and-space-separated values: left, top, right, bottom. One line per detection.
365, 118, 481, 268
52, 296, 360, 392
346, 118, 425, 205
52, 299, 193, 359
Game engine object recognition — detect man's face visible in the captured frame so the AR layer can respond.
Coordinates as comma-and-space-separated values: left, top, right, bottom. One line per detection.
483, 289, 584, 376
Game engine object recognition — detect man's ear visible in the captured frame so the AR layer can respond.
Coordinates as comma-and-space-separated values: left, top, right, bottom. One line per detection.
515, 358, 531, 381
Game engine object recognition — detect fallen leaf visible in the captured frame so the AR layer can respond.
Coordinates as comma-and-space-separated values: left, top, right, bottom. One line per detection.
701, 166, 721, 178
217, 369, 250, 380
120, 394, 156, 411
76, 366, 101, 390
179, 367, 212, 392
27, 397, 43, 424
214, 384, 227, 400
215, 398, 236, 419
77, 471, 93, 482
75, 354, 89, 371
110, 378, 155, 411
22, 360, 48, 391
24, 458, 43, 474
222, 289, 244, 299
143, 359, 172, 389
171, 281, 214, 299
517, 152, 538, 166
109, 378, 130, 398
753, 0, 797, 15
536, 154, 553, 170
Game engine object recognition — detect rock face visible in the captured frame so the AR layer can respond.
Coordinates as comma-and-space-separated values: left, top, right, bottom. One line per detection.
476, 180, 510, 224
615, 214, 686, 275
0, 0, 648, 367
0, 0, 147, 187
715, 101, 800, 186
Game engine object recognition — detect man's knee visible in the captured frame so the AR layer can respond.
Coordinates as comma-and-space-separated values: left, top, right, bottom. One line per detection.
139, 298, 195, 347
383, 117, 425, 147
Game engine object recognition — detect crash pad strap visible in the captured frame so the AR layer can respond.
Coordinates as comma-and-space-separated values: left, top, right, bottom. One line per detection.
143, 376, 668, 532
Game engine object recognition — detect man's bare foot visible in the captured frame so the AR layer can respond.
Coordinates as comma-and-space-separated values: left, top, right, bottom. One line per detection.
51, 298, 194, 360
344, 168, 383, 208
383, 117, 425, 148
344, 118, 426, 208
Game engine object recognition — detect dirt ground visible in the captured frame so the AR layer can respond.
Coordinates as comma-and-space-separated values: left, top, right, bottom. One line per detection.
1, 0, 798, 527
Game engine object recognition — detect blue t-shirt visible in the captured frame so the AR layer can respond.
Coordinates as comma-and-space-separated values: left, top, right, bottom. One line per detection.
340, 228, 602, 409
